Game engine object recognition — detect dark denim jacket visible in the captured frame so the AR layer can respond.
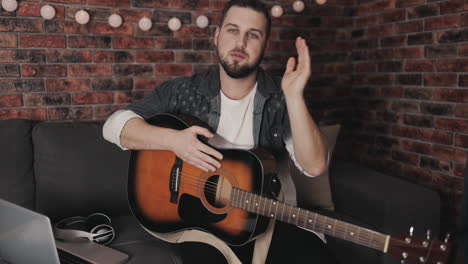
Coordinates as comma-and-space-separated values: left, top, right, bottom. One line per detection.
126, 66, 291, 158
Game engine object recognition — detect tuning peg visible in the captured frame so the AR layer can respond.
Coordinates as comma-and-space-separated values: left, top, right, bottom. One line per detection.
409, 226, 414, 236
444, 233, 450, 243
426, 229, 431, 240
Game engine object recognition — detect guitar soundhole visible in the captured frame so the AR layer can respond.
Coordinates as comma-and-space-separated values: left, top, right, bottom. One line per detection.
202, 174, 233, 210
205, 175, 222, 208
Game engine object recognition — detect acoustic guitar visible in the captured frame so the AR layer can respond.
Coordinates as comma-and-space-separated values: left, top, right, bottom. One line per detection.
128, 113, 451, 264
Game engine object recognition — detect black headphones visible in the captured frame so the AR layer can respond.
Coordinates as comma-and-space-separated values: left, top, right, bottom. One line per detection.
53, 213, 115, 245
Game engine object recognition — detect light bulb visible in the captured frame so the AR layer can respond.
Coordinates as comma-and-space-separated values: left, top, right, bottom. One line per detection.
168, 17, 181, 32
108, 14, 122, 28
316, 0, 327, 5
138, 16, 152, 31
293, 1, 305, 13
196, 15, 209, 29
40, 5, 56, 20
271, 5, 283, 18
1, 0, 17, 12
75, 10, 90, 25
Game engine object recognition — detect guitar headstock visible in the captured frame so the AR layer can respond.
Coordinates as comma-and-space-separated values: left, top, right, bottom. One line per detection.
387, 229, 451, 264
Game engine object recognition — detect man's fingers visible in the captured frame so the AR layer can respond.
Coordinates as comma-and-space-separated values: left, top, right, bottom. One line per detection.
198, 142, 223, 162
191, 126, 214, 138
285, 57, 296, 73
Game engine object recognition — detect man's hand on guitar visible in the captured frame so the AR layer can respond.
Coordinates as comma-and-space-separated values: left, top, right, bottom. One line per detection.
169, 126, 223, 172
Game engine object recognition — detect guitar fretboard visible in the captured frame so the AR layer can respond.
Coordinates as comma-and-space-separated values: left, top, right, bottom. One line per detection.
230, 188, 388, 252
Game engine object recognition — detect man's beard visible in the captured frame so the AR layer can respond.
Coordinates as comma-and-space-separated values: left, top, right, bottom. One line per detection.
217, 48, 264, 79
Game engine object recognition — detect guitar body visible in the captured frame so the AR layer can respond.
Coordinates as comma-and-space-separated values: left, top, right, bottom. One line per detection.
127, 113, 277, 246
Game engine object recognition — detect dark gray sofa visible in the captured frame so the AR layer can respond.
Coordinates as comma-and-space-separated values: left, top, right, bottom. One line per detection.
0, 119, 441, 264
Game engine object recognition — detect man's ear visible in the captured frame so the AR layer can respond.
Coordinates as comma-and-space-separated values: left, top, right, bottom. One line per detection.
214, 26, 220, 47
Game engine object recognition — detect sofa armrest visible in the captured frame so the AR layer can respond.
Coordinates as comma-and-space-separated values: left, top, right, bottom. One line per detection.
329, 160, 440, 238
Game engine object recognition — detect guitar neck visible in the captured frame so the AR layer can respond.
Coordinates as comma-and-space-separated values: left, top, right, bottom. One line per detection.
230, 188, 390, 252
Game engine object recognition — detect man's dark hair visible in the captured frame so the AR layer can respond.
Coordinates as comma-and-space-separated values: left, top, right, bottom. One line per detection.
219, 0, 271, 40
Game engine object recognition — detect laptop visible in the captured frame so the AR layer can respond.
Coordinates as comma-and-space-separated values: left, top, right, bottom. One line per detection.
0, 198, 129, 264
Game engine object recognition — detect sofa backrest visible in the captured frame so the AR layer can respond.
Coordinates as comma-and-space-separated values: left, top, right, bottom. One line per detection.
31, 121, 132, 221
0, 119, 35, 210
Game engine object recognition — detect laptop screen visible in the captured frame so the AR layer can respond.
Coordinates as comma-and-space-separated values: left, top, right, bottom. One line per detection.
0, 199, 60, 264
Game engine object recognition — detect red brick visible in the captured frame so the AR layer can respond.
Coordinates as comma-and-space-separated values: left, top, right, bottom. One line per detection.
113, 37, 153, 49
455, 134, 468, 148
425, 45, 457, 58
132, 0, 171, 8
114, 9, 152, 22
0, 18, 43, 32
381, 36, 406, 47
0, 108, 46, 120
435, 88, 468, 103
392, 125, 453, 145
424, 15, 461, 31
396, 20, 423, 34
395, 47, 424, 59
435, 118, 468, 133
396, 0, 424, 8
92, 78, 133, 90
0, 34, 17, 47
460, 75, 468, 87
91, 22, 133, 35
24, 93, 70, 106
368, 24, 396, 38
369, 49, 394, 60
405, 60, 435, 72
354, 62, 377, 72
47, 79, 91, 92
392, 150, 419, 165
432, 145, 467, 163
455, 104, 468, 118
69, 64, 112, 77
20, 34, 65, 48
355, 0, 395, 16
114, 64, 153, 77
400, 139, 432, 154
436, 59, 468, 72
454, 163, 466, 177
134, 78, 171, 90
155, 64, 192, 76
175, 51, 211, 63
172, 0, 209, 10
0, 64, 20, 77
136, 51, 174, 63
114, 91, 145, 103
440, 0, 468, 15
137, 24, 172, 37
72, 92, 113, 105
424, 74, 457, 87
18, 3, 65, 19
0, 94, 22, 107
378, 86, 403, 98
65, 7, 110, 20
22, 64, 67, 77
459, 43, 468, 56
88, 0, 130, 6
93, 105, 126, 120
175, 26, 210, 38
68, 36, 111, 49
93, 51, 135, 63
45, 21, 90, 34
37, 0, 86, 3
0, 49, 46, 63
0, 79, 44, 93
47, 49, 92, 63
48, 107, 93, 120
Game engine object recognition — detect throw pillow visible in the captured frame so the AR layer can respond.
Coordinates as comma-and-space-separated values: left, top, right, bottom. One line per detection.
289, 124, 341, 211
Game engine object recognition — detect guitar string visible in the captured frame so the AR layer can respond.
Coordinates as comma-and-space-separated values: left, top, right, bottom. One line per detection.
172, 176, 386, 250
174, 173, 386, 249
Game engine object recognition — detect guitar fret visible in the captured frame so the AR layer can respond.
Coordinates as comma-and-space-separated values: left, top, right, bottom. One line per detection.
295, 207, 300, 226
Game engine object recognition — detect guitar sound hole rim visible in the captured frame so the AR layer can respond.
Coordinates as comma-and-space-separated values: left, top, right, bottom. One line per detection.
198, 169, 238, 214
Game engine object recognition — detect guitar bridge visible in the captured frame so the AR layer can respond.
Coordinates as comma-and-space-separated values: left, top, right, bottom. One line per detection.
169, 157, 183, 203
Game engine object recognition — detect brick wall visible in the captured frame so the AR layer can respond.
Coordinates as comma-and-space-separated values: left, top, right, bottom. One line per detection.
0, 0, 465, 231
347, 0, 467, 231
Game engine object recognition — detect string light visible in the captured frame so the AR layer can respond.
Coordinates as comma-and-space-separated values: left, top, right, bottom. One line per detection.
168, 17, 182, 32
271, 5, 283, 18
40, 5, 56, 20
196, 15, 209, 29
108, 14, 123, 28
138, 16, 152, 31
1, 0, 17, 12
293, 1, 305, 13
75, 10, 90, 25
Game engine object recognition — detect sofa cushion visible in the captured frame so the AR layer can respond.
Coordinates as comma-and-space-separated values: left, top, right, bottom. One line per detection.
0, 119, 35, 209
32, 122, 131, 221
290, 124, 340, 211
109, 215, 180, 264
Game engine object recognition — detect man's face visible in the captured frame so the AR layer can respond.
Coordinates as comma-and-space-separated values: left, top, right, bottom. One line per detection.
214, 6, 268, 79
